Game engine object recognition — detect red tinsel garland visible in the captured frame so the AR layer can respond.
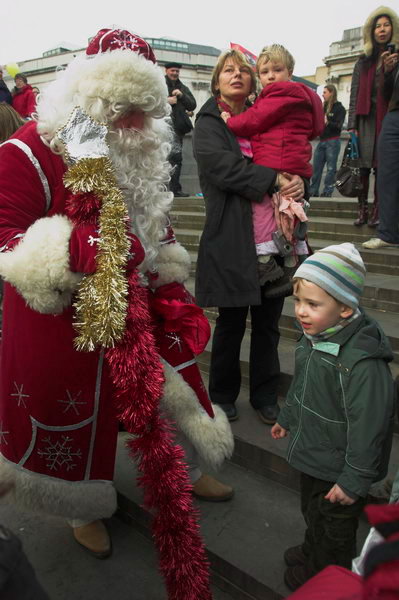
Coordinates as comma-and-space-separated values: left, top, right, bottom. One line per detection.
66, 191, 212, 599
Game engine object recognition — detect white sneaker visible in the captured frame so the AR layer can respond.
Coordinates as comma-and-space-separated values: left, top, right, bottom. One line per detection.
362, 238, 399, 249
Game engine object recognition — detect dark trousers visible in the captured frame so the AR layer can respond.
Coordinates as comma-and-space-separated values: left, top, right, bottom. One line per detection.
169, 133, 183, 193
377, 111, 399, 244
0, 526, 49, 599
209, 294, 284, 409
300, 472, 366, 575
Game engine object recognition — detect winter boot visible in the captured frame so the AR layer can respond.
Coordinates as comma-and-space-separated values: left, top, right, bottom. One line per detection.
354, 201, 369, 226
354, 174, 370, 226
368, 176, 379, 227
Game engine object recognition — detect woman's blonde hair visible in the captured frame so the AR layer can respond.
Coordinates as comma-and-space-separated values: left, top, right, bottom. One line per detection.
211, 49, 257, 96
0, 103, 25, 143
256, 44, 295, 75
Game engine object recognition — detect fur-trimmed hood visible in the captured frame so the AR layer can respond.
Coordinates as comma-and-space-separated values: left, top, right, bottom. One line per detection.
363, 6, 399, 56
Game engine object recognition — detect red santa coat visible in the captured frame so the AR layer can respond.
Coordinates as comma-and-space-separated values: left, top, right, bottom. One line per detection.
12, 84, 36, 119
0, 122, 120, 519
227, 81, 324, 178
0, 122, 218, 520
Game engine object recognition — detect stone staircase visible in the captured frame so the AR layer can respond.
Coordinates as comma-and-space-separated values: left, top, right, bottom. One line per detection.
114, 195, 399, 600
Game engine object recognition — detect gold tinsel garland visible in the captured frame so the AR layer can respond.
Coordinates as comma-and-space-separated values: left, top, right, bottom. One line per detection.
64, 157, 130, 351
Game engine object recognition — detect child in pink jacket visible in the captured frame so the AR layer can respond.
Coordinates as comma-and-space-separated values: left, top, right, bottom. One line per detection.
221, 45, 324, 298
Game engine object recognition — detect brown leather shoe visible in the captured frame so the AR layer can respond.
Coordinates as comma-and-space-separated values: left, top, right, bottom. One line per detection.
73, 520, 112, 559
283, 544, 308, 567
284, 564, 312, 591
192, 474, 234, 502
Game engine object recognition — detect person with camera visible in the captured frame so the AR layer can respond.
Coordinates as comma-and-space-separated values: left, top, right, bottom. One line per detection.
348, 7, 399, 227
193, 48, 306, 426
363, 43, 399, 249
165, 62, 196, 197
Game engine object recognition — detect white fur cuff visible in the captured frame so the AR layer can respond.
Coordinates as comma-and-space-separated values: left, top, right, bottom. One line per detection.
0, 456, 116, 521
152, 242, 191, 288
0, 215, 82, 314
161, 361, 234, 469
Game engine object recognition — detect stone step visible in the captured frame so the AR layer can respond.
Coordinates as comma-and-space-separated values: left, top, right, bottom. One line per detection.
308, 216, 386, 243
186, 241, 399, 280
195, 271, 399, 314
202, 303, 399, 363
171, 211, 385, 245
115, 433, 370, 600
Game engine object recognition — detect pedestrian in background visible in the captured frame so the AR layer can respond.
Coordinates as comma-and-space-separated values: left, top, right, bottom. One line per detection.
0, 68, 12, 105
363, 44, 399, 249
272, 243, 395, 591
165, 62, 196, 197
11, 73, 36, 119
348, 7, 399, 227
309, 84, 346, 198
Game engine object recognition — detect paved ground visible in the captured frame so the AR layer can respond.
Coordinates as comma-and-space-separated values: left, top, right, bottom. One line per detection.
0, 502, 233, 600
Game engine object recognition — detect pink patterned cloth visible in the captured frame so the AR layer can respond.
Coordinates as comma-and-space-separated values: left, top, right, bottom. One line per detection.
272, 192, 308, 243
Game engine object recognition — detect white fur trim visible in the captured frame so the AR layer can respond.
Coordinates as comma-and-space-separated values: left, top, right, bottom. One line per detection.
0, 215, 82, 314
161, 361, 234, 470
0, 456, 116, 521
152, 242, 191, 288
363, 6, 399, 56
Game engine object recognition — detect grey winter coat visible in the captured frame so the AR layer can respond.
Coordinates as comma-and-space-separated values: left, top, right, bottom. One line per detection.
278, 312, 395, 498
193, 96, 277, 308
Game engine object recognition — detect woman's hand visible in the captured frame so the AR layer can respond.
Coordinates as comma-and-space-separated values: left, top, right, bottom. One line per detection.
382, 49, 399, 73
220, 111, 230, 123
279, 172, 305, 200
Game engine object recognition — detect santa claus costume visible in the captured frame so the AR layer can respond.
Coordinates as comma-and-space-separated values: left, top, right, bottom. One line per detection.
0, 29, 233, 599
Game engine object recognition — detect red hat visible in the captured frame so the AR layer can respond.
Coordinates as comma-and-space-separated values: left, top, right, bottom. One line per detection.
86, 28, 156, 63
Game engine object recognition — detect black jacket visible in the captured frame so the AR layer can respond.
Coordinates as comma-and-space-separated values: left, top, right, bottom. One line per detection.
320, 101, 346, 140
0, 80, 12, 105
193, 96, 277, 308
165, 76, 196, 136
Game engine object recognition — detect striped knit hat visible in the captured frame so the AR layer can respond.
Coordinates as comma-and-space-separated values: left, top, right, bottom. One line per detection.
294, 243, 366, 309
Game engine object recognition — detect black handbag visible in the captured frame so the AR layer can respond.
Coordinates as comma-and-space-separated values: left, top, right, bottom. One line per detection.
335, 133, 363, 197
173, 107, 193, 136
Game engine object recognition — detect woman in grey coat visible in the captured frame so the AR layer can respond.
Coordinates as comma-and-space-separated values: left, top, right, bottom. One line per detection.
348, 6, 399, 227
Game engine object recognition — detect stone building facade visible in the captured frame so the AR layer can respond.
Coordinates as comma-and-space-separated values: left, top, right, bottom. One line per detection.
2, 37, 221, 114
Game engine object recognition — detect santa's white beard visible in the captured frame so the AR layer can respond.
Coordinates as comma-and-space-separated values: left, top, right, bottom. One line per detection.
107, 121, 173, 273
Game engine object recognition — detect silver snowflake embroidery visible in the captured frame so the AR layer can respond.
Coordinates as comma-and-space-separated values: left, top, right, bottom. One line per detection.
0, 422, 9, 445
87, 235, 101, 247
11, 382, 30, 408
166, 332, 183, 352
37, 435, 82, 471
57, 390, 87, 415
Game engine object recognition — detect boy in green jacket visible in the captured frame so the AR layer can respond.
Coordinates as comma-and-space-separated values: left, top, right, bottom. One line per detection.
271, 243, 395, 591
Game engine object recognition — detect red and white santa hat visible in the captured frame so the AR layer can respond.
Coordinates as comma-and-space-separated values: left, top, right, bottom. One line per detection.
86, 28, 156, 63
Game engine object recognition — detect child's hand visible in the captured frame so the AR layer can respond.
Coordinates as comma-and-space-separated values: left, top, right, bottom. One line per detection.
324, 484, 355, 505
271, 423, 287, 439
220, 111, 230, 123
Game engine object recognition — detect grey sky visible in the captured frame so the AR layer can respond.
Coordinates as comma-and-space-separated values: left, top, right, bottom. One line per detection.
1, 1, 393, 75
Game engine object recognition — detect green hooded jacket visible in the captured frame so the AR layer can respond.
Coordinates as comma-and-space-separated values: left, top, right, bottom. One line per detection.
278, 312, 395, 497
